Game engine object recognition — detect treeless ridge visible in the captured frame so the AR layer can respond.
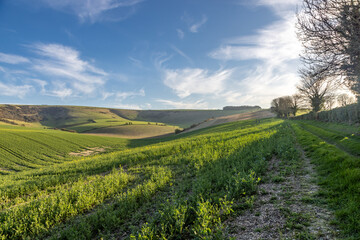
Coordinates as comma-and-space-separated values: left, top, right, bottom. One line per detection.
182, 110, 276, 133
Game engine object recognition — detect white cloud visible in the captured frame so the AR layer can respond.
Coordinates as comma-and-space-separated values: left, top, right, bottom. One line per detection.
177, 29, 185, 39
30, 43, 107, 95
209, 8, 301, 107
163, 68, 234, 98
221, 64, 299, 107
116, 88, 145, 100
50, 88, 73, 98
0, 52, 30, 64
170, 45, 193, 64
210, 15, 300, 66
40, 0, 144, 23
255, 0, 300, 14
30, 79, 47, 93
128, 56, 143, 68
189, 15, 207, 33
0, 82, 32, 98
156, 99, 208, 109
101, 91, 115, 100
113, 103, 142, 110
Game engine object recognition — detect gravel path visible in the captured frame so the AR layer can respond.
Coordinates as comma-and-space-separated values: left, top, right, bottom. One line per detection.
226, 150, 338, 239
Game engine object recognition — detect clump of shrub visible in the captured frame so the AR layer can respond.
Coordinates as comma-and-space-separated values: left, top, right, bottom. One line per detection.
60, 128, 77, 133
175, 129, 183, 134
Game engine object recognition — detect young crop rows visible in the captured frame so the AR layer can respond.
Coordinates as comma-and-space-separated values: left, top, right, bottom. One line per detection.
0, 118, 359, 239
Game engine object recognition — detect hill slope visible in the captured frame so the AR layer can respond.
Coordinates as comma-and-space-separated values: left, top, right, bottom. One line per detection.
110, 107, 261, 128
1, 118, 359, 238
182, 109, 275, 133
0, 124, 129, 173
0, 105, 262, 138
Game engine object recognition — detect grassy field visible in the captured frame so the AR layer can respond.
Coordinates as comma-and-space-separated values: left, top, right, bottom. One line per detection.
0, 117, 359, 239
0, 124, 130, 173
83, 124, 178, 139
0, 105, 262, 138
0, 118, 296, 239
111, 108, 260, 128
291, 120, 360, 239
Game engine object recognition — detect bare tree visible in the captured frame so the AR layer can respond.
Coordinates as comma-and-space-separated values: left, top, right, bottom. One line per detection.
271, 96, 295, 117
337, 93, 356, 106
297, 67, 336, 112
290, 94, 303, 116
271, 98, 281, 117
297, 0, 360, 100
324, 94, 336, 110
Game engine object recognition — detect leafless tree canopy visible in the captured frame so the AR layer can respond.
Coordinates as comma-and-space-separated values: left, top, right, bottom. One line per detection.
337, 93, 356, 106
297, 67, 336, 112
297, 0, 360, 97
271, 95, 301, 117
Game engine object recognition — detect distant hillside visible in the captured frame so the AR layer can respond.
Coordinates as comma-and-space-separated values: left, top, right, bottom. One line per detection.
110, 108, 262, 128
0, 105, 126, 127
223, 105, 261, 111
0, 105, 263, 136
181, 109, 275, 133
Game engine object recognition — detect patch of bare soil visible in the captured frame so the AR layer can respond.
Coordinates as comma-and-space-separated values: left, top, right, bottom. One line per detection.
226, 153, 338, 239
69, 147, 107, 157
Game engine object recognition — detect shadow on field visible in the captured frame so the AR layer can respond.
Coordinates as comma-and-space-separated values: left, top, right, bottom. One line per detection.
125, 118, 277, 149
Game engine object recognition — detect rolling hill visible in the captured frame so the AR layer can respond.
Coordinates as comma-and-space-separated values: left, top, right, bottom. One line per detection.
0, 104, 262, 138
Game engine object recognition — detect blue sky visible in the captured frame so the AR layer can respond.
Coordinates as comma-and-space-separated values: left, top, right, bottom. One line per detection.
0, 0, 302, 109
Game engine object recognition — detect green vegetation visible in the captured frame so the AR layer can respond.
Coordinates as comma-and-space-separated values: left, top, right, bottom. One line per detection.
0, 124, 129, 172
116, 108, 260, 128
1, 114, 359, 239
0, 118, 300, 239
295, 104, 360, 125
0, 104, 262, 138
292, 120, 360, 239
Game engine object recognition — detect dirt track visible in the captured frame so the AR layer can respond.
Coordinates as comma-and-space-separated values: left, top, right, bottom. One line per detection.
182, 110, 276, 133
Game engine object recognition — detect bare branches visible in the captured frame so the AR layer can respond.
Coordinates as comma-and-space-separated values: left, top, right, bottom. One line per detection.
337, 93, 356, 106
297, 66, 337, 112
271, 95, 303, 117
297, 0, 360, 97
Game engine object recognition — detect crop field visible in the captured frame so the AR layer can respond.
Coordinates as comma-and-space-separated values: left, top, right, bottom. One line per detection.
111, 108, 260, 128
0, 118, 359, 239
0, 124, 130, 173
291, 120, 360, 239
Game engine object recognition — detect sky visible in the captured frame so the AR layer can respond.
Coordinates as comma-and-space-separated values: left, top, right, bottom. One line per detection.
0, 0, 303, 109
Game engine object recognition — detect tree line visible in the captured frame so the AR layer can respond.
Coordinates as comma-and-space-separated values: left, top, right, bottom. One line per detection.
272, 0, 360, 119
271, 93, 355, 118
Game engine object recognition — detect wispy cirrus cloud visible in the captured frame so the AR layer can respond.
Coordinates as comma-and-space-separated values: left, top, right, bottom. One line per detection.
181, 13, 207, 33
128, 56, 143, 68
46, 82, 73, 98
154, 52, 233, 108
254, 0, 300, 14
209, 2, 301, 107
163, 67, 234, 98
30, 43, 107, 95
39, 0, 144, 23
156, 99, 208, 109
116, 88, 145, 100
209, 15, 300, 65
170, 45, 193, 64
0, 82, 32, 98
0, 52, 30, 64
189, 15, 207, 33
176, 29, 185, 39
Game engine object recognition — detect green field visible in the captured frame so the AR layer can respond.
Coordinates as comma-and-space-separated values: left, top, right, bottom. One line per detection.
0, 105, 261, 138
0, 124, 130, 173
0, 117, 359, 239
111, 108, 260, 128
